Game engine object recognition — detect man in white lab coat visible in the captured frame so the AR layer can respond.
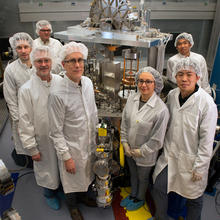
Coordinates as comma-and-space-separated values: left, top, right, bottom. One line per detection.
166, 32, 211, 94
48, 42, 98, 220
153, 57, 217, 220
18, 46, 62, 210
3, 32, 33, 167
33, 20, 63, 74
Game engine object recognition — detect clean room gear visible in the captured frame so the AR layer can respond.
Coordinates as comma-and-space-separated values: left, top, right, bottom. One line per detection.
59, 41, 88, 61
33, 37, 62, 57
48, 75, 97, 193
167, 33, 211, 94
3, 33, 33, 155
120, 195, 135, 207
135, 66, 164, 95
9, 32, 33, 57
33, 20, 63, 74
173, 57, 201, 76
3, 60, 33, 154
18, 46, 63, 210
130, 149, 142, 157
153, 88, 217, 199
174, 32, 194, 48
48, 41, 97, 219
30, 45, 52, 63
18, 71, 62, 190
18, 72, 62, 207
35, 20, 53, 35
120, 68, 169, 211
153, 57, 217, 219
121, 95, 169, 167
33, 38, 63, 75
167, 52, 211, 93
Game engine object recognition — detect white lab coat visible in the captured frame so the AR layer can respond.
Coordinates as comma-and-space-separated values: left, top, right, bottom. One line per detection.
48, 74, 98, 193
167, 52, 211, 94
153, 87, 217, 199
18, 73, 62, 189
121, 91, 170, 167
3, 59, 33, 154
33, 37, 63, 74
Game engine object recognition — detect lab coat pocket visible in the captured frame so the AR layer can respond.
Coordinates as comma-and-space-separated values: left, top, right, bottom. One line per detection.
178, 151, 195, 173
178, 151, 204, 197
135, 121, 152, 146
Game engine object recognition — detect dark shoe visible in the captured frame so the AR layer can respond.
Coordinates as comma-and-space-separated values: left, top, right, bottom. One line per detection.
70, 208, 84, 220
78, 195, 97, 207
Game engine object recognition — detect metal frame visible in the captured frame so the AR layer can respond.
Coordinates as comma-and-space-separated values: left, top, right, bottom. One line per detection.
19, 1, 216, 22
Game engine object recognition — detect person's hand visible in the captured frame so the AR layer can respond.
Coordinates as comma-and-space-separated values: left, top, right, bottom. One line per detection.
64, 158, 76, 174
192, 171, 202, 182
32, 153, 41, 161
130, 149, 142, 157
123, 143, 132, 157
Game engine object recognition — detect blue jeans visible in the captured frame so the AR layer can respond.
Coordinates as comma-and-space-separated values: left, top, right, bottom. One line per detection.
126, 156, 153, 200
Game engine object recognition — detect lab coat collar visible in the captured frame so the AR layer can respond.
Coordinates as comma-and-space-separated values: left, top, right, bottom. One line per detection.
18, 58, 32, 70
39, 37, 51, 45
33, 71, 52, 87
174, 86, 201, 109
178, 51, 191, 58
133, 91, 157, 108
64, 74, 82, 88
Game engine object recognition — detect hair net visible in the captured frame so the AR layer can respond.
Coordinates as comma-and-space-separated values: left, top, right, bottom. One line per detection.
9, 32, 33, 50
36, 20, 53, 35
173, 57, 201, 76
174, 32, 194, 48
30, 46, 53, 64
135, 66, 164, 94
59, 41, 88, 61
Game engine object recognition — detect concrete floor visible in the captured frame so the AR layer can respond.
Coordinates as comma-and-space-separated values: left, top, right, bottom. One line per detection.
0, 117, 220, 220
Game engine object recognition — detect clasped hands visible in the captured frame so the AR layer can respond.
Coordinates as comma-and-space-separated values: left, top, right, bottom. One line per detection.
123, 143, 142, 157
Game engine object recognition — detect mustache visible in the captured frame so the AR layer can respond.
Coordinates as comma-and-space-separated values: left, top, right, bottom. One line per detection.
39, 67, 49, 70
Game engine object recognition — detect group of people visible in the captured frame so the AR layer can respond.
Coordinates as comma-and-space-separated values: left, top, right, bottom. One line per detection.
3, 18, 218, 220
3, 20, 97, 220
120, 32, 217, 220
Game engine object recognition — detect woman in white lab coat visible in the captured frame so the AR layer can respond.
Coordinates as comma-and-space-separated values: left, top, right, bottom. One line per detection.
153, 57, 217, 220
120, 67, 169, 211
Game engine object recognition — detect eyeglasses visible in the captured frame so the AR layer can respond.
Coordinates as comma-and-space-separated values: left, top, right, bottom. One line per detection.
40, 29, 51, 32
35, 59, 51, 64
64, 58, 85, 65
138, 79, 155, 85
